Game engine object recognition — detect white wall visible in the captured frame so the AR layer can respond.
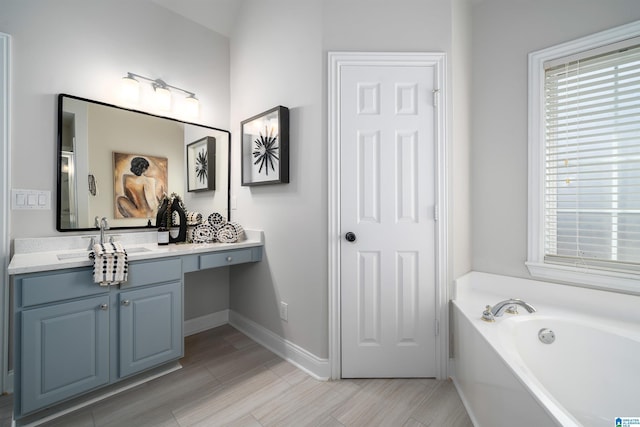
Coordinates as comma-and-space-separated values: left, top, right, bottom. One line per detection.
451, 0, 473, 283
229, 0, 464, 359
470, 0, 640, 278
0, 0, 232, 322
229, 0, 326, 357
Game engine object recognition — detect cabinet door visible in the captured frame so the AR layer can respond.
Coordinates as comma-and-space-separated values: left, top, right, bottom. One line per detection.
119, 281, 182, 378
21, 295, 110, 414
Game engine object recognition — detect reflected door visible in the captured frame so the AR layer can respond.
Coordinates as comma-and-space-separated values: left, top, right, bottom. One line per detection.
60, 151, 77, 228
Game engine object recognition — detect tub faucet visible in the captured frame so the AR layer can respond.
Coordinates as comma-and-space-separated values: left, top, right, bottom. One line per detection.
94, 216, 110, 245
482, 299, 536, 322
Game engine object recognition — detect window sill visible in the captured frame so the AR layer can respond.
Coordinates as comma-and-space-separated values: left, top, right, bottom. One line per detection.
525, 261, 640, 295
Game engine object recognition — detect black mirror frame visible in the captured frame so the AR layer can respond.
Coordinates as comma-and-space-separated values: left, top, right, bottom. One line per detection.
56, 93, 231, 232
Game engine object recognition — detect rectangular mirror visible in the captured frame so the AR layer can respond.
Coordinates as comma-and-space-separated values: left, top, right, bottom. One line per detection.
57, 94, 230, 231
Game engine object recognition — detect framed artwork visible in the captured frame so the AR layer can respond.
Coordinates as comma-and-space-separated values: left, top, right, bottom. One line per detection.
113, 152, 168, 219
186, 136, 216, 192
241, 106, 289, 186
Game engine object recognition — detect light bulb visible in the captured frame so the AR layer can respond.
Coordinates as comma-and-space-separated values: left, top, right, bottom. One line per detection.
184, 95, 199, 118
155, 86, 171, 111
121, 75, 140, 104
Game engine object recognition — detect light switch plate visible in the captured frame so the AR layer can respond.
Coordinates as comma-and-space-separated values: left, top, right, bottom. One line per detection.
279, 301, 288, 321
12, 189, 51, 210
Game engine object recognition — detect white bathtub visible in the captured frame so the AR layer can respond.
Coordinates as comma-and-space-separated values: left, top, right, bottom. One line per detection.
452, 272, 640, 427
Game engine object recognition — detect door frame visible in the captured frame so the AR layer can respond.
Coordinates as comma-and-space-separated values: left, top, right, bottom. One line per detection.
0, 32, 11, 393
328, 51, 448, 380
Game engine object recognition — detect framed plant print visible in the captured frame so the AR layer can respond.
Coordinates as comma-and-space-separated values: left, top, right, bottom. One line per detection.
241, 106, 289, 186
187, 136, 216, 192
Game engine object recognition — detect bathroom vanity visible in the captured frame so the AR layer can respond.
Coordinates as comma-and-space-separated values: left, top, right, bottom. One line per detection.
8, 230, 263, 422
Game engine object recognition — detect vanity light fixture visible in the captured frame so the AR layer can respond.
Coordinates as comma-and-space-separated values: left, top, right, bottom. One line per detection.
121, 72, 199, 117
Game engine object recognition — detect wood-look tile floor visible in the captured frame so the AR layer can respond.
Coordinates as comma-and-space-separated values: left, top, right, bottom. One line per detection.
0, 325, 473, 427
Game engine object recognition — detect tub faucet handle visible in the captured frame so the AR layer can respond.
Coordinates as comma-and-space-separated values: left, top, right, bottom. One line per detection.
505, 305, 518, 314
481, 305, 495, 322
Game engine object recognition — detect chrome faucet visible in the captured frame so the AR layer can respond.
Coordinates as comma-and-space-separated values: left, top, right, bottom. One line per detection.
482, 298, 536, 322
94, 216, 110, 245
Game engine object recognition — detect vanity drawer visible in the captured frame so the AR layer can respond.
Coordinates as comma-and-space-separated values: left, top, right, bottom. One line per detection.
124, 258, 182, 288
199, 249, 254, 269
19, 269, 107, 308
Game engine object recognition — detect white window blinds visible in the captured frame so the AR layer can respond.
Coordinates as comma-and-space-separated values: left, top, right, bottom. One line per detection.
544, 42, 640, 272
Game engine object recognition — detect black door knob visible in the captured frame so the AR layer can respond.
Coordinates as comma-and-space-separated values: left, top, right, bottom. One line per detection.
345, 232, 356, 242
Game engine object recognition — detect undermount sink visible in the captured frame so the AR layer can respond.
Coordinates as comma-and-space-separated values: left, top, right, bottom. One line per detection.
56, 252, 91, 260
56, 246, 151, 260
125, 247, 152, 254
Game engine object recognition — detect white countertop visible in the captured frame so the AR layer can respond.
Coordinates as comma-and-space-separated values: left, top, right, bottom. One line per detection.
9, 229, 264, 275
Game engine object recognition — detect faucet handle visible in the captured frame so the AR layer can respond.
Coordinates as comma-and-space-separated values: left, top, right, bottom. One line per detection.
109, 234, 121, 243
481, 305, 495, 322
83, 235, 97, 250
505, 305, 518, 315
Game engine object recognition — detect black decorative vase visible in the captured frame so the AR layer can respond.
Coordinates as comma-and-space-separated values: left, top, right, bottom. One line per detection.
155, 197, 187, 243
168, 198, 187, 243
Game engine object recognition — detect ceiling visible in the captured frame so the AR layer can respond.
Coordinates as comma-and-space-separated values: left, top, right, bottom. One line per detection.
151, 0, 242, 37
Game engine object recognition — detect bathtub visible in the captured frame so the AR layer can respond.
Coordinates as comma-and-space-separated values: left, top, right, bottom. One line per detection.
451, 272, 640, 427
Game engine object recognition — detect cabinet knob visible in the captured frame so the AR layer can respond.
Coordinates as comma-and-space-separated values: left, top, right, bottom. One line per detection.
122, 300, 131, 306
226, 256, 232, 262
99, 304, 108, 310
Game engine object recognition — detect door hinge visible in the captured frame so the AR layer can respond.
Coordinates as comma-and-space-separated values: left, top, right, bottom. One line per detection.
435, 319, 440, 336
434, 205, 439, 221
432, 89, 440, 107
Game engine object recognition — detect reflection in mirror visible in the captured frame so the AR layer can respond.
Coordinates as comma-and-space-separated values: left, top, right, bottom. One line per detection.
57, 94, 230, 231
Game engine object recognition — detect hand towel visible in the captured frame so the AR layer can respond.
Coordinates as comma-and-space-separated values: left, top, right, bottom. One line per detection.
186, 211, 203, 226
217, 222, 245, 243
192, 224, 216, 243
207, 212, 227, 229
91, 242, 128, 286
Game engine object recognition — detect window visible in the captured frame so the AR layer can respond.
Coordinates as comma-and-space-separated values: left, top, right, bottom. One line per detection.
528, 21, 640, 292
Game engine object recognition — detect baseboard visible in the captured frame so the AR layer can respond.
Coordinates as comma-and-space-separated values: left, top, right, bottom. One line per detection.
184, 310, 229, 337
228, 310, 330, 381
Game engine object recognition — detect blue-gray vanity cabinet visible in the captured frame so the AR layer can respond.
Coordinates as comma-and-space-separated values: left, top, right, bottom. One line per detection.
11, 241, 263, 422
20, 294, 110, 415
118, 281, 182, 378
14, 261, 184, 418
125, 258, 182, 288
199, 247, 262, 269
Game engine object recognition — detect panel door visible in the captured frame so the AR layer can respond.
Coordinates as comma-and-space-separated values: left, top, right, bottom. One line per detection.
119, 281, 182, 378
340, 64, 437, 377
21, 295, 110, 414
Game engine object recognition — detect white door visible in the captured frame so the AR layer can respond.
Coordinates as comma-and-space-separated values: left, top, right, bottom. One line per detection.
340, 64, 437, 378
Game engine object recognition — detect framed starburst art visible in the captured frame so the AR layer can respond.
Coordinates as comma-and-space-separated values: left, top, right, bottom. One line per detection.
241, 106, 289, 186
186, 136, 216, 192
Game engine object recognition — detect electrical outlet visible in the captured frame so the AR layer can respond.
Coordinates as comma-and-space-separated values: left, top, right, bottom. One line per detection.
279, 301, 288, 321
